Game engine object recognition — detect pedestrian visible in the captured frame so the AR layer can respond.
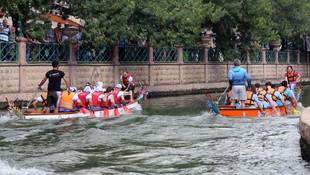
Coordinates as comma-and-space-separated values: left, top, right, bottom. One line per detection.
229, 59, 251, 109
38, 60, 71, 113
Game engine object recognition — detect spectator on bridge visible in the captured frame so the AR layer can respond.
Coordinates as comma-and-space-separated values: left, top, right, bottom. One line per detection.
0, 19, 9, 61
43, 23, 54, 43
54, 22, 62, 45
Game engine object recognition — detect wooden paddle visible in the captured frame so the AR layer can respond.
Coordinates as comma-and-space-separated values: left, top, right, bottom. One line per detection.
216, 86, 229, 104
26, 89, 40, 110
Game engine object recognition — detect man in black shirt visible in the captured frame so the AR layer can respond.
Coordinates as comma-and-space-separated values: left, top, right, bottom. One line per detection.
38, 60, 71, 113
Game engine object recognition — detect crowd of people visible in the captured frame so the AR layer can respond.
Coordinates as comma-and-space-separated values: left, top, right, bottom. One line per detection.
35, 60, 136, 114
226, 59, 300, 115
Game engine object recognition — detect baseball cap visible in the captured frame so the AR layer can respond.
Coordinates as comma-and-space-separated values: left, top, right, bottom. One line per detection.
115, 84, 122, 89
83, 86, 92, 92
96, 81, 103, 88
95, 86, 103, 92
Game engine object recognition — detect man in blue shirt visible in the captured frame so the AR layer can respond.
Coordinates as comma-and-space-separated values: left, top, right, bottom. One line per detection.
229, 59, 251, 109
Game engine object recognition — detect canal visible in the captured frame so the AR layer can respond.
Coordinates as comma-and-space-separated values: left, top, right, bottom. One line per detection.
0, 87, 310, 174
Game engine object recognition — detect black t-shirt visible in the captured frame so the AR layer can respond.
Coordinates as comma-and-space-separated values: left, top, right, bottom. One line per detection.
45, 69, 65, 91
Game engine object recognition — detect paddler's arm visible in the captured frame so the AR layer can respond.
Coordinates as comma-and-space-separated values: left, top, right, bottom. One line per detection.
296, 73, 301, 83
257, 103, 264, 113
88, 98, 94, 111
269, 99, 277, 112
281, 98, 289, 114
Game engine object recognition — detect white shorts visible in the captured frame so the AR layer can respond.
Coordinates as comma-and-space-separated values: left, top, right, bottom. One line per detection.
231, 85, 247, 101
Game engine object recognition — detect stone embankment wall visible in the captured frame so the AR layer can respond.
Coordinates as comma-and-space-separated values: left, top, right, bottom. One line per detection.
0, 62, 309, 103
299, 107, 310, 161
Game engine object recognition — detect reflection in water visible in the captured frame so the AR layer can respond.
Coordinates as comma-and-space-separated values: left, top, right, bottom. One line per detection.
0, 87, 310, 174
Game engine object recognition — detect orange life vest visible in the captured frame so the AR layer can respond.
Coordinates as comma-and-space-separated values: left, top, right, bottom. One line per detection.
287, 70, 297, 82
59, 91, 76, 109
278, 86, 290, 100
41, 92, 48, 107
245, 91, 255, 107
268, 88, 279, 101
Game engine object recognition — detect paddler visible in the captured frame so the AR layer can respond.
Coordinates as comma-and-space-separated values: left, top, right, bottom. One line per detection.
120, 71, 135, 103
245, 85, 264, 114
229, 59, 251, 109
92, 86, 108, 110
113, 84, 126, 106
265, 82, 289, 114
72, 86, 94, 113
278, 81, 298, 109
32, 91, 55, 112
59, 87, 77, 112
285, 66, 300, 93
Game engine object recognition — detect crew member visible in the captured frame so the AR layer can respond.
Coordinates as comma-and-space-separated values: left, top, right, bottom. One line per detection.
59, 87, 77, 112
72, 86, 94, 113
265, 82, 289, 114
114, 84, 126, 106
38, 60, 71, 113
245, 85, 264, 113
278, 81, 297, 108
120, 71, 135, 103
92, 86, 108, 110
229, 59, 251, 109
224, 86, 241, 109
285, 66, 300, 92
32, 91, 55, 112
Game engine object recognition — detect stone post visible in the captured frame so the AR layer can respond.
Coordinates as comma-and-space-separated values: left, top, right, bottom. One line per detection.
113, 44, 120, 85
16, 37, 28, 93
286, 49, 290, 65
149, 46, 154, 86
262, 48, 267, 64
297, 50, 300, 64
274, 48, 279, 64
247, 52, 251, 64
203, 46, 209, 83
176, 45, 183, 84
65, 39, 77, 86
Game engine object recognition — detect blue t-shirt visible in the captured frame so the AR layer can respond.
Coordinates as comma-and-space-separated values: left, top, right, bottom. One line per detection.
274, 91, 284, 106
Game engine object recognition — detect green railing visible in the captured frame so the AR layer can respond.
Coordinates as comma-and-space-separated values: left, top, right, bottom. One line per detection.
119, 46, 148, 62
300, 52, 307, 63
278, 51, 287, 63
183, 47, 204, 62
266, 50, 275, 62
289, 51, 297, 63
252, 51, 263, 62
0, 41, 18, 62
77, 45, 113, 63
153, 47, 178, 62
27, 43, 69, 63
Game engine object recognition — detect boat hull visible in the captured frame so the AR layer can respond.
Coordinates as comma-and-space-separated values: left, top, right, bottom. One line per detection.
218, 105, 294, 117
23, 101, 140, 120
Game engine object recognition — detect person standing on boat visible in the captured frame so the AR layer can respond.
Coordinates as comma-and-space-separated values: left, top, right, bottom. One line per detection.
285, 66, 300, 93
224, 86, 241, 109
38, 60, 71, 113
229, 59, 251, 109
120, 71, 135, 103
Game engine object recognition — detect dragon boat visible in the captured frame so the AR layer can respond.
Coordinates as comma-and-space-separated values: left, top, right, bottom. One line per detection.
205, 84, 302, 117
6, 83, 148, 120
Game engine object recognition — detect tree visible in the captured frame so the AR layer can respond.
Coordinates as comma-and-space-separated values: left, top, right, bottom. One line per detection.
0, 0, 52, 39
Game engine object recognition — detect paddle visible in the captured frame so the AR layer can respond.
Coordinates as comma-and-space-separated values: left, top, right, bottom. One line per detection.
79, 106, 90, 114
90, 110, 95, 117
26, 89, 40, 110
114, 107, 120, 117
123, 105, 132, 114
216, 86, 229, 104
103, 108, 109, 117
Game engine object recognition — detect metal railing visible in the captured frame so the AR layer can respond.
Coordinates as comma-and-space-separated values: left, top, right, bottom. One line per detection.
0, 41, 18, 62
183, 47, 204, 62
278, 51, 287, 63
77, 45, 113, 63
26, 42, 69, 63
266, 50, 275, 62
153, 47, 178, 62
119, 46, 148, 62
